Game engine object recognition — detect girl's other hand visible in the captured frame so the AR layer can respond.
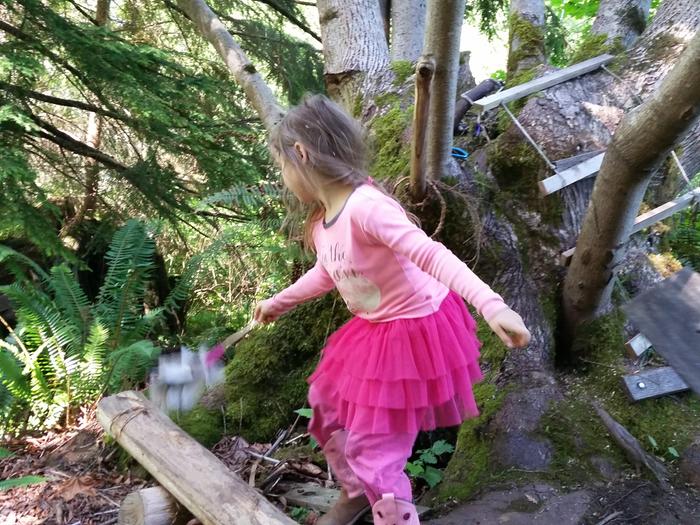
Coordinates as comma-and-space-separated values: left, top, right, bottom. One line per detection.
487, 308, 531, 349
254, 299, 279, 324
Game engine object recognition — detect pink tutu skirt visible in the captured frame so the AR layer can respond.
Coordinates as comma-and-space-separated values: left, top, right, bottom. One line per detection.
307, 291, 484, 434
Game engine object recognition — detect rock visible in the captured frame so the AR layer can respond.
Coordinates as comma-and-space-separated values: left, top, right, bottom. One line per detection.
589, 455, 620, 481
492, 431, 553, 471
679, 441, 700, 488
427, 483, 591, 524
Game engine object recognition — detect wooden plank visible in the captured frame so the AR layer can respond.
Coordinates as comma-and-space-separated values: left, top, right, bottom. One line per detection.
471, 54, 614, 113
554, 149, 606, 171
623, 268, 700, 395
97, 391, 295, 525
539, 152, 605, 195
559, 190, 699, 264
623, 366, 689, 401
625, 333, 653, 358
630, 190, 699, 234
560, 247, 576, 267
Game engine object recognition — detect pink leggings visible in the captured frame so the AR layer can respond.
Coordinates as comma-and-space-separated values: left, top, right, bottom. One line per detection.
308, 384, 417, 504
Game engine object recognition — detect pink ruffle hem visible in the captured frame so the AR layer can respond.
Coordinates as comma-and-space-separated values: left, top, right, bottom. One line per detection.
308, 291, 484, 434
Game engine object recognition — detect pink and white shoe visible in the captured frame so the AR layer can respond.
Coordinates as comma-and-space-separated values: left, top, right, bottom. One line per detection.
371, 493, 420, 525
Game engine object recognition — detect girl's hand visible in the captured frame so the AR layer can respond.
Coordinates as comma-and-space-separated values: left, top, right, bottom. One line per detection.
254, 299, 279, 324
487, 308, 531, 349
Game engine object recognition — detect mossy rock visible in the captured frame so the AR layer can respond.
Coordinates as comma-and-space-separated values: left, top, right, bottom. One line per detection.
225, 294, 350, 443
173, 406, 224, 449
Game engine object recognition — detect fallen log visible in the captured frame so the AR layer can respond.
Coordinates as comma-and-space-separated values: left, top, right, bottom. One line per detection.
119, 486, 191, 525
97, 390, 295, 525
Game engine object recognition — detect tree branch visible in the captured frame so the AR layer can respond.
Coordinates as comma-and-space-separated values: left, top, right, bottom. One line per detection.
0, 81, 126, 122
27, 113, 128, 172
423, 0, 466, 182
253, 0, 321, 42
175, 0, 285, 132
410, 56, 434, 200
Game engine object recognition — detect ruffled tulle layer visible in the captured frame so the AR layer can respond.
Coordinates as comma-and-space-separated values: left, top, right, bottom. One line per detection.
308, 291, 484, 434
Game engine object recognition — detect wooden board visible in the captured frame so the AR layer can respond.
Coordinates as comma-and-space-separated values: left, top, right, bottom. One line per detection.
623, 366, 689, 401
97, 391, 294, 525
623, 268, 700, 395
471, 54, 614, 113
539, 153, 605, 195
631, 190, 699, 234
559, 190, 699, 265
625, 333, 653, 358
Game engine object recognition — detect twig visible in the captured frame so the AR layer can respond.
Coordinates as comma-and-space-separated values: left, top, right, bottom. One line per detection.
601, 482, 650, 514
595, 511, 623, 525
246, 450, 281, 465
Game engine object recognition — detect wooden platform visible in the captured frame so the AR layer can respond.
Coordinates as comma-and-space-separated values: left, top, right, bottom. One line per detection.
623, 268, 700, 395
623, 366, 689, 401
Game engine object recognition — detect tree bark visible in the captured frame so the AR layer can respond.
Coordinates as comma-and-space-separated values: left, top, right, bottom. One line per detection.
316, 0, 390, 107
562, 29, 700, 337
378, 0, 391, 44
591, 0, 652, 49
391, 0, 427, 62
60, 0, 110, 239
507, 0, 545, 79
176, 0, 285, 132
423, 0, 466, 182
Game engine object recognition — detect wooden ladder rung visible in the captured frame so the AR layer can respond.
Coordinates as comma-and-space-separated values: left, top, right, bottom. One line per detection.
539, 153, 605, 196
471, 54, 614, 113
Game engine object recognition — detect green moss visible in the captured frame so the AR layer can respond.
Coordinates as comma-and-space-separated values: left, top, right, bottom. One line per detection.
569, 33, 624, 65
507, 14, 544, 78
352, 94, 363, 118
225, 294, 350, 442
369, 104, 412, 180
541, 311, 700, 483
390, 60, 414, 85
173, 406, 224, 448
507, 67, 537, 88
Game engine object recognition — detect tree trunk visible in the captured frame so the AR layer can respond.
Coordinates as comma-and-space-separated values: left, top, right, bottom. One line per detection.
507, 0, 545, 80
591, 0, 652, 49
316, 0, 390, 107
176, 0, 284, 132
378, 0, 391, 43
423, 0, 466, 182
562, 29, 700, 338
60, 0, 110, 239
391, 0, 426, 62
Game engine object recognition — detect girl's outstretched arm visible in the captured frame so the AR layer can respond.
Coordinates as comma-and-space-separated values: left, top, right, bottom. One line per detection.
358, 196, 530, 347
255, 260, 335, 323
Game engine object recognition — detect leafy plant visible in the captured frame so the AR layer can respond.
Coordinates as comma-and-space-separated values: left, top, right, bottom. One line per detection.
405, 440, 455, 488
0, 475, 47, 491
0, 220, 199, 433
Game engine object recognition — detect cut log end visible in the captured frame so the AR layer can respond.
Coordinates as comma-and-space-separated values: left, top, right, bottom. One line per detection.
120, 486, 190, 525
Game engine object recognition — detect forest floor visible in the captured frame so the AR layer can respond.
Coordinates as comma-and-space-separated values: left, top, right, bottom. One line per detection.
2, 403, 700, 524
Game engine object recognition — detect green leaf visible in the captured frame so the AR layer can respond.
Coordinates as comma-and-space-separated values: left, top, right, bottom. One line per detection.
309, 436, 319, 450
0, 448, 14, 459
421, 466, 444, 488
294, 408, 313, 419
0, 475, 47, 491
405, 462, 424, 476
430, 440, 455, 456
668, 447, 680, 458
419, 451, 438, 465
647, 435, 659, 450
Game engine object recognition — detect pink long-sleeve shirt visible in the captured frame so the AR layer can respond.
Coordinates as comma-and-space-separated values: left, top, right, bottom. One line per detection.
268, 184, 508, 322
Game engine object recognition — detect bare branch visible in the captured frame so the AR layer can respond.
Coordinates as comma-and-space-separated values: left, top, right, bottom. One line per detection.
176, 0, 285, 132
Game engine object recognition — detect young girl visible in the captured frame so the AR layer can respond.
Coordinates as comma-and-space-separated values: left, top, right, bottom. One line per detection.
255, 95, 530, 525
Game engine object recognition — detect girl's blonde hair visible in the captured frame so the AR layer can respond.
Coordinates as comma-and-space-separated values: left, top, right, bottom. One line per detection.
269, 94, 415, 250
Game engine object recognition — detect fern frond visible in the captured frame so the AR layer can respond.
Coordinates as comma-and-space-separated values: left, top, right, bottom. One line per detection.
47, 265, 91, 344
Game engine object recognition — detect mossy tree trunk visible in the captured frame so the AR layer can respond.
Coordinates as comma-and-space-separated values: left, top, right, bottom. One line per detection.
507, 0, 545, 81
591, 0, 652, 49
